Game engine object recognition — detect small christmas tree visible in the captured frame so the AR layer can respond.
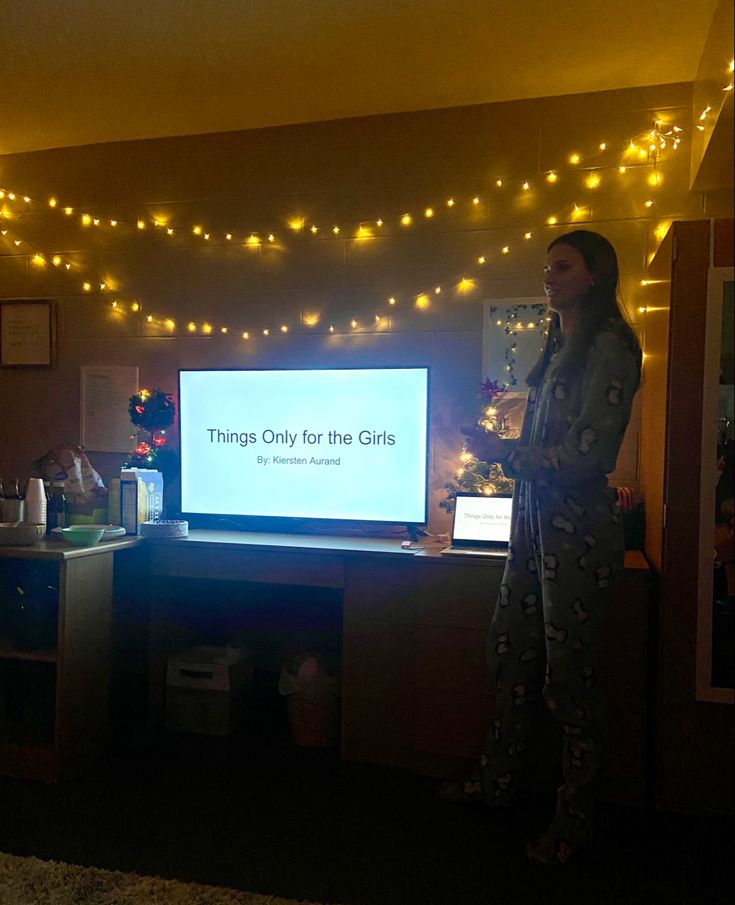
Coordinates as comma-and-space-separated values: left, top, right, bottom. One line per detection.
440, 378, 515, 514
124, 388, 179, 481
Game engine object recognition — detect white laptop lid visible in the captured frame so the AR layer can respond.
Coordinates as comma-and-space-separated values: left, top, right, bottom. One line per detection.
450, 492, 513, 548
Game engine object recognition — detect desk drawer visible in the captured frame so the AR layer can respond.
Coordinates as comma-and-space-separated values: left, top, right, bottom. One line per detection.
149, 545, 345, 588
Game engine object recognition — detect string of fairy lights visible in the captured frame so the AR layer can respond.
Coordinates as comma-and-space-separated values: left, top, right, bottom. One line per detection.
696, 57, 734, 132
0, 109, 711, 340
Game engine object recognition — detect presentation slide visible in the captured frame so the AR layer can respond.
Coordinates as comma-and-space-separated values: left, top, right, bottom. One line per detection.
453, 495, 513, 542
179, 368, 429, 523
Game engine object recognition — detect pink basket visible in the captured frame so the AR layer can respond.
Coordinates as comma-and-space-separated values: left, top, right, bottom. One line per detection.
287, 691, 339, 748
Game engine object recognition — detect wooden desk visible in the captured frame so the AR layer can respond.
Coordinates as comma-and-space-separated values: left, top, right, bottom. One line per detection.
147, 532, 652, 804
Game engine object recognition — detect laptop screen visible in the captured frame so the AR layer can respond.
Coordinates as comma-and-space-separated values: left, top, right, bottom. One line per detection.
452, 493, 513, 546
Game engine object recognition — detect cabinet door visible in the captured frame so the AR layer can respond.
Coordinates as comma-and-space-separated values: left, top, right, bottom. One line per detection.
56, 554, 114, 776
645, 219, 735, 814
696, 263, 734, 700
0, 559, 59, 753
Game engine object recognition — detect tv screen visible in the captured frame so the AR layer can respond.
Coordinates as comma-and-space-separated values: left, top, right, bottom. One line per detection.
178, 367, 429, 529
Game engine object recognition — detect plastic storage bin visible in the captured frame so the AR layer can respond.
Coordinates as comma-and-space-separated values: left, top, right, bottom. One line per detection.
166, 644, 253, 735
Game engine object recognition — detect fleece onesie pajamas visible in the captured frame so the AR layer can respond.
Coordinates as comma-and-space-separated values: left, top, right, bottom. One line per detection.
480, 324, 640, 847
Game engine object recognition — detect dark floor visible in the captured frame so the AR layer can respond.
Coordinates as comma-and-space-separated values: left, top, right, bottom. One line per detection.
1, 682, 733, 905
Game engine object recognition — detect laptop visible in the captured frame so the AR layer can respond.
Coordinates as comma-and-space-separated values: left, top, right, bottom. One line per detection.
440, 492, 512, 558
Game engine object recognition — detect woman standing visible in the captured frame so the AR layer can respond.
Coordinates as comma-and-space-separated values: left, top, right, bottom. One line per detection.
443, 230, 642, 865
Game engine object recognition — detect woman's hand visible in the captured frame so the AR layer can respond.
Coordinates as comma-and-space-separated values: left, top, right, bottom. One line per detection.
461, 424, 506, 462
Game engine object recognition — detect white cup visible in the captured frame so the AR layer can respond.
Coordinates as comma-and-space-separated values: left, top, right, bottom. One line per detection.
24, 477, 47, 526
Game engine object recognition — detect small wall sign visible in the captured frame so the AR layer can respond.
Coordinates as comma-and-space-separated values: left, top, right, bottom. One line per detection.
0, 299, 56, 367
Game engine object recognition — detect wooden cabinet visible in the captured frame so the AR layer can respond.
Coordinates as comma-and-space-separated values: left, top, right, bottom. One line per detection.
342, 549, 651, 806
0, 538, 139, 782
642, 218, 734, 814
146, 532, 652, 805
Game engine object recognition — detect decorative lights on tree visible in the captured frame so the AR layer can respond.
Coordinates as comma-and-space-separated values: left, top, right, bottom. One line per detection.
124, 388, 178, 479
440, 378, 515, 514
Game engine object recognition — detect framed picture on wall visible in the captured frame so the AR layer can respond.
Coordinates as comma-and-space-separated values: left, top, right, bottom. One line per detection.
0, 299, 56, 367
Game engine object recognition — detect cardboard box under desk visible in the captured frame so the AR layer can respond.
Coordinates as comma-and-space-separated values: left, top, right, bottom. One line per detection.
166, 645, 254, 736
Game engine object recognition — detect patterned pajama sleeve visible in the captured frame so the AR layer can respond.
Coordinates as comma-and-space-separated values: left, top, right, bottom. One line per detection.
497, 331, 640, 489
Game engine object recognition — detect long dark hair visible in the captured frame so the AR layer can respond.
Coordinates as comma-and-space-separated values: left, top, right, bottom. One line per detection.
526, 230, 641, 386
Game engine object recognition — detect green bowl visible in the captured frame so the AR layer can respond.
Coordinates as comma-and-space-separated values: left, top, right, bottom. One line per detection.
61, 526, 105, 547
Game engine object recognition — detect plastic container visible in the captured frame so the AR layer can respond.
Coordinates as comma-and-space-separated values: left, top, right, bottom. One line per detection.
278, 654, 341, 748
166, 644, 253, 735
48, 482, 66, 530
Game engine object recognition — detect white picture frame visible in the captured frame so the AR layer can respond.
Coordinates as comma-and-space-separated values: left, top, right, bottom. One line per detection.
81, 365, 140, 452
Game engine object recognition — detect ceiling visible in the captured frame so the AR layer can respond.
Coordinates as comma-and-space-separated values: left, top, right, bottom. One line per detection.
3, 0, 719, 156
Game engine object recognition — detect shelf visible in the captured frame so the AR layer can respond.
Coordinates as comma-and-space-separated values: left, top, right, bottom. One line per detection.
0, 638, 58, 663
0, 623, 58, 662
0, 740, 57, 782
0, 717, 54, 749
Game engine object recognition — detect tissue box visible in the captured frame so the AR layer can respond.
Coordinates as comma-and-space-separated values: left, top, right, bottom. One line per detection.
166, 645, 254, 735
120, 468, 163, 535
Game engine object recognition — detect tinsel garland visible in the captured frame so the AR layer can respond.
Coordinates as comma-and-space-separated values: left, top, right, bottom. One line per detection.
125, 387, 178, 479
440, 378, 515, 513
128, 388, 176, 431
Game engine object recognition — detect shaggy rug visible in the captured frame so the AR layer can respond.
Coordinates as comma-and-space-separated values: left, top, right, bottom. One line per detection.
0, 852, 329, 905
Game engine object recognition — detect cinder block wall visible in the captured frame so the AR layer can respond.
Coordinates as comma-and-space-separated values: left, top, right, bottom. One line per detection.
0, 82, 711, 530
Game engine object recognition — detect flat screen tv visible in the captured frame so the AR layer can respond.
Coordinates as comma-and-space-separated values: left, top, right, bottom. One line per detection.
178, 366, 429, 531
